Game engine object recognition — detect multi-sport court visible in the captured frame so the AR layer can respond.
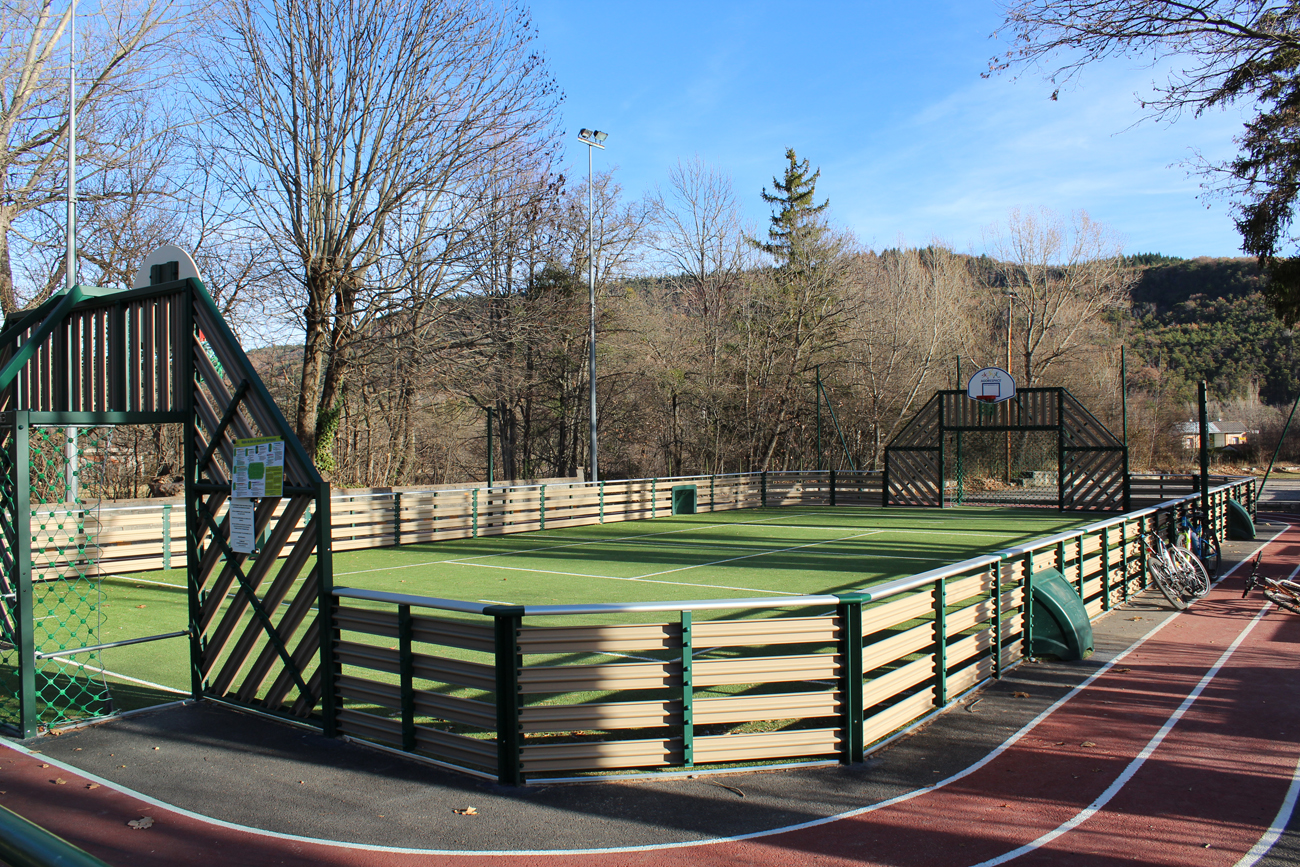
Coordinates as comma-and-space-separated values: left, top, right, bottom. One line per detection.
86, 504, 1094, 708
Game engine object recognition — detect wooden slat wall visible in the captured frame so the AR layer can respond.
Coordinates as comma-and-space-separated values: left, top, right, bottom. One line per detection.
329, 477, 1254, 780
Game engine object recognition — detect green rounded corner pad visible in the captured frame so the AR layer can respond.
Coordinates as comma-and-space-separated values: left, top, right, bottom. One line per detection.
1030, 568, 1094, 661
1227, 498, 1255, 541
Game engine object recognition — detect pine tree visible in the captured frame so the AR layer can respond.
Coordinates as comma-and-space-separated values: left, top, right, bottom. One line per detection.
754, 149, 830, 271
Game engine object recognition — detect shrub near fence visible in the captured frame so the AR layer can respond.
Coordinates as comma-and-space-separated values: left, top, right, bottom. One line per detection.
325, 477, 1256, 784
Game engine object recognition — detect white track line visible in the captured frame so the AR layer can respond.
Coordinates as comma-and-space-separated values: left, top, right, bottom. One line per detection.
1235, 752, 1300, 867
970, 597, 1276, 865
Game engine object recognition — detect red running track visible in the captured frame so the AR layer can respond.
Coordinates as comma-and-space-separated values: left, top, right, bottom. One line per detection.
3, 529, 1300, 867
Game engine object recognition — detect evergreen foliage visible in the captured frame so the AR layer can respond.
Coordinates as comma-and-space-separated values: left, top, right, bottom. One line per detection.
753, 149, 830, 269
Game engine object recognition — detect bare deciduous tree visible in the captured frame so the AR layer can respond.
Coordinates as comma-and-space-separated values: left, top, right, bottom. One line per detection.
204, 0, 559, 470
985, 207, 1133, 387
0, 0, 186, 314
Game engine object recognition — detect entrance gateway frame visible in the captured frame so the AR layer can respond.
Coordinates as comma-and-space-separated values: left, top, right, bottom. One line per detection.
883, 387, 1130, 511
0, 270, 334, 738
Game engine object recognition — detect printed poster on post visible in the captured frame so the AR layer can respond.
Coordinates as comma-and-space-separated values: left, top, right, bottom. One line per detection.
232, 436, 284, 499
228, 498, 256, 554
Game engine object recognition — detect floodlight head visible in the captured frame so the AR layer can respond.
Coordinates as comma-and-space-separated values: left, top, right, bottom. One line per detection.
578, 128, 608, 148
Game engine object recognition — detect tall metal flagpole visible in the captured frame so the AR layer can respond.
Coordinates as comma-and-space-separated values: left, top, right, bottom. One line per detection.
66, 0, 79, 501
577, 129, 606, 481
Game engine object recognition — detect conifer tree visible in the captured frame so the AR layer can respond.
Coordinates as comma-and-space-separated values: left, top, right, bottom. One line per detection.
753, 148, 830, 271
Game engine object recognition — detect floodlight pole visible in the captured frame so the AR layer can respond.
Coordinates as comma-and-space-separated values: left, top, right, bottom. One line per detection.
578, 129, 607, 482
66, 1, 78, 501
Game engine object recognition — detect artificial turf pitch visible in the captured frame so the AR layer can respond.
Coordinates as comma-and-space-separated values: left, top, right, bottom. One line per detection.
45, 505, 1098, 716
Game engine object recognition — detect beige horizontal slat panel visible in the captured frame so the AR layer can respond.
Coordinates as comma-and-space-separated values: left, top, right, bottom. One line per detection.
862, 687, 936, 745
946, 627, 992, 668
1081, 577, 1102, 600
863, 622, 933, 672
1085, 598, 1105, 619
338, 708, 400, 743
330, 537, 385, 552
518, 661, 677, 694
337, 674, 399, 707
398, 528, 477, 545
1032, 550, 1057, 572
412, 692, 497, 729
862, 590, 936, 636
694, 690, 840, 724
477, 521, 544, 537
693, 728, 840, 763
94, 527, 186, 544
1079, 552, 1102, 578
999, 587, 1024, 610
338, 641, 399, 674
863, 655, 933, 708
521, 738, 675, 772
411, 725, 498, 769
412, 616, 495, 653
336, 606, 398, 637
1080, 534, 1102, 555
945, 573, 990, 606
518, 623, 678, 654
520, 699, 677, 732
693, 654, 839, 687
692, 616, 838, 646
948, 655, 994, 696
945, 599, 994, 637
411, 653, 496, 692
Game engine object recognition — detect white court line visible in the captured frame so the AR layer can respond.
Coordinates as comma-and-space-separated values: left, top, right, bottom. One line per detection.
105, 574, 185, 589
633, 529, 885, 579
1235, 752, 1300, 867
451, 561, 799, 596
8, 528, 1292, 860
725, 523, 1043, 539
63, 660, 188, 695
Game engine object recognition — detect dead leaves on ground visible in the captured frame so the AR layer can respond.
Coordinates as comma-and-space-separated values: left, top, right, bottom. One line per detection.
453, 806, 478, 816
127, 816, 154, 830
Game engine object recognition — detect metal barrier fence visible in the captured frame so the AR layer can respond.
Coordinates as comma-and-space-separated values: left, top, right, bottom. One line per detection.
325, 477, 1256, 784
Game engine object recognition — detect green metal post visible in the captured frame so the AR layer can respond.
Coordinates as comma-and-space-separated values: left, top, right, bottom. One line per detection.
472, 488, 478, 537
836, 593, 865, 762
1101, 527, 1111, 611
956, 357, 963, 505
15, 412, 36, 737
680, 610, 694, 768
398, 604, 415, 752
1023, 551, 1035, 655
652, 478, 657, 518
162, 503, 172, 570
761, 471, 767, 507
816, 366, 823, 472
829, 468, 837, 507
992, 561, 1003, 678
489, 605, 524, 786
934, 577, 948, 707
1199, 381, 1210, 519
599, 480, 605, 523
393, 492, 402, 547
539, 484, 546, 530
315, 480, 338, 737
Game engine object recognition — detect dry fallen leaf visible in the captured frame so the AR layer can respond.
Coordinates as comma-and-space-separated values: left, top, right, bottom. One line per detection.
1012, 691, 1031, 698
136, 605, 146, 609
1081, 741, 1097, 748
127, 817, 154, 830
38, 763, 49, 768
152, 747, 159, 751
86, 784, 99, 790
1115, 668, 1131, 673
51, 778, 66, 785
453, 806, 478, 816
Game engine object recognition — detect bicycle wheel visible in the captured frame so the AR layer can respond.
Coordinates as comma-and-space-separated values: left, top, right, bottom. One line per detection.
1171, 546, 1211, 598
1147, 556, 1189, 610
1264, 581, 1300, 615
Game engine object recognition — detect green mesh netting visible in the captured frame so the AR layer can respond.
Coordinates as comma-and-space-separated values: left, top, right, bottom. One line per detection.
947, 426, 1060, 507
0, 425, 113, 731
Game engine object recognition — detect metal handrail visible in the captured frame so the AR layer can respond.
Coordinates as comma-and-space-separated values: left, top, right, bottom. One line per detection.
0, 804, 111, 867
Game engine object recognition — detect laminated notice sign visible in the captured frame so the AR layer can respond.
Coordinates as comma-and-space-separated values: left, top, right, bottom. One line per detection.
228, 498, 256, 554
232, 437, 284, 499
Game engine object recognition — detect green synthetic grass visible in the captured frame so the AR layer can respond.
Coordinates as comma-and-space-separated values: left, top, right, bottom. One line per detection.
22, 505, 1096, 720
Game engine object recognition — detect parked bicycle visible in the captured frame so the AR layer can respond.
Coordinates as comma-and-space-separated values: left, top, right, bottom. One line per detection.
1176, 509, 1222, 578
1242, 554, 1300, 615
1144, 529, 1210, 609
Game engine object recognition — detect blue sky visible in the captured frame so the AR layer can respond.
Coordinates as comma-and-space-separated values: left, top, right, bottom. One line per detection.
532, 0, 1253, 259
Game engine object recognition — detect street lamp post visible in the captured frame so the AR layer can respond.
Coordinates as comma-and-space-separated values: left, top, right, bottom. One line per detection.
578, 128, 607, 483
